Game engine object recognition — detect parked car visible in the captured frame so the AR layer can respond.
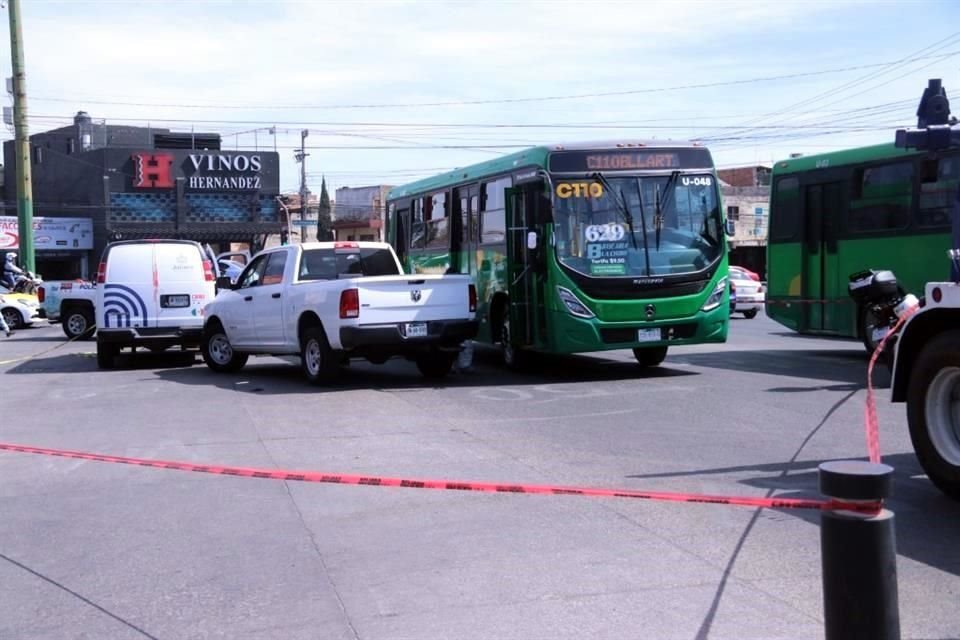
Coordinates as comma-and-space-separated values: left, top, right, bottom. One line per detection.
95, 240, 217, 369
730, 265, 761, 282
1, 293, 39, 330
729, 280, 737, 316
728, 268, 764, 319
201, 241, 478, 384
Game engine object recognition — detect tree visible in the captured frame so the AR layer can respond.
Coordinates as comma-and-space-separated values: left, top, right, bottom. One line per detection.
316, 176, 332, 241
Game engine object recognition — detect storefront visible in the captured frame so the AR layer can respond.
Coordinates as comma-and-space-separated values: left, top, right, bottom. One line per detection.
0, 216, 94, 279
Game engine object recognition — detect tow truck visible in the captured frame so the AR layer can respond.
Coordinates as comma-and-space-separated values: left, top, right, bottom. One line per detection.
890, 79, 960, 499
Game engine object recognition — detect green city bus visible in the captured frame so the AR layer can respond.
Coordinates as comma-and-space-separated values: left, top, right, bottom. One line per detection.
385, 141, 732, 367
766, 143, 959, 350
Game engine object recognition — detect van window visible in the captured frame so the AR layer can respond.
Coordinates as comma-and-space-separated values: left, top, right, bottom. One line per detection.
105, 244, 156, 282
154, 243, 205, 282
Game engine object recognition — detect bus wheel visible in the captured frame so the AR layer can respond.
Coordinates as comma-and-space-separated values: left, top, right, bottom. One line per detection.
500, 316, 525, 370
907, 331, 960, 500
633, 346, 667, 367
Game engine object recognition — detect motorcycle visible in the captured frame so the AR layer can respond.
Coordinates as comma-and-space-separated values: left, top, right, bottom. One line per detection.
848, 269, 921, 363
10, 270, 42, 296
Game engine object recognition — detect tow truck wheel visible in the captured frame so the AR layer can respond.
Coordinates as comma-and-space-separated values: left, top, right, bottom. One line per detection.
632, 346, 668, 367
300, 327, 337, 385
906, 330, 960, 500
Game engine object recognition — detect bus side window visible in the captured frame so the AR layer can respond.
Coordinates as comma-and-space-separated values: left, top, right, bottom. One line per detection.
480, 177, 510, 244
917, 156, 959, 229
424, 191, 450, 249
848, 162, 912, 233
410, 199, 425, 250
770, 177, 800, 241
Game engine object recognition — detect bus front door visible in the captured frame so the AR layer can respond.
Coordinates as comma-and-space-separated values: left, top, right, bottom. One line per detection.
505, 187, 539, 349
801, 182, 841, 332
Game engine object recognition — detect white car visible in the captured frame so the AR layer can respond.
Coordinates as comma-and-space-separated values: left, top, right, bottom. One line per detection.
729, 267, 764, 319
1, 294, 39, 330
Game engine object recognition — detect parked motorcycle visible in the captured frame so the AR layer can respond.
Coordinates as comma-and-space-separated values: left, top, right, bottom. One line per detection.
848, 269, 921, 362
11, 271, 43, 295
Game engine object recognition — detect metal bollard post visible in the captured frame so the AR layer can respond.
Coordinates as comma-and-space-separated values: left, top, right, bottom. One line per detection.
819, 460, 900, 640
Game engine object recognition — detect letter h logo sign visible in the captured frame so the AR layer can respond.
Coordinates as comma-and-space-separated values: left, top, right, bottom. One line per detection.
132, 152, 174, 188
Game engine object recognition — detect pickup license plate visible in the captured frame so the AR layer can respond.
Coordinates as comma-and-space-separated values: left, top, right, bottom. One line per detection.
162, 294, 190, 308
638, 328, 661, 342
405, 322, 428, 338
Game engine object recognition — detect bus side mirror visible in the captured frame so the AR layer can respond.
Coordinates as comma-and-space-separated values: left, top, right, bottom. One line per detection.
725, 219, 736, 236
527, 231, 538, 250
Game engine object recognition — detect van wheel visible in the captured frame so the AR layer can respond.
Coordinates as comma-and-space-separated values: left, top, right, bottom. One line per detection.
202, 327, 248, 373
301, 327, 338, 385
96, 341, 118, 369
62, 307, 95, 340
633, 346, 668, 367
416, 352, 456, 379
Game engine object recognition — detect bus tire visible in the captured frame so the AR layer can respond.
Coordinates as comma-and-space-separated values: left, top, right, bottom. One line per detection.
632, 346, 667, 367
906, 330, 960, 500
500, 315, 526, 370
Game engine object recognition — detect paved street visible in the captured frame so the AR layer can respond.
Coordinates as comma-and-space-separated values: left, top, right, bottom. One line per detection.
1, 313, 958, 640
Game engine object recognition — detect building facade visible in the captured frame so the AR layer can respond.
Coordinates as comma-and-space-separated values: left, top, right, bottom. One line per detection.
718, 166, 770, 278
332, 185, 392, 242
2, 112, 282, 280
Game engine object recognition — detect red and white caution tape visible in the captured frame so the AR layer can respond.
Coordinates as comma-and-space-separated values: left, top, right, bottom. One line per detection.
0, 442, 881, 514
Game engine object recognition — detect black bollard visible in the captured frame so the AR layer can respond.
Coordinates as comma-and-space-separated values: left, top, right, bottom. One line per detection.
819, 460, 900, 640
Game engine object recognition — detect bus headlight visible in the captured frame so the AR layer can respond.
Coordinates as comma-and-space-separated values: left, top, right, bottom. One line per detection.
701, 277, 728, 312
557, 286, 595, 319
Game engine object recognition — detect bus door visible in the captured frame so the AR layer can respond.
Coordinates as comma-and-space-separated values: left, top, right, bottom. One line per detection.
454, 185, 480, 277
505, 186, 541, 347
801, 182, 842, 332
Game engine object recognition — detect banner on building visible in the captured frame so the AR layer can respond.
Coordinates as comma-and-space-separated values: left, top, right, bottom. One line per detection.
0, 216, 94, 251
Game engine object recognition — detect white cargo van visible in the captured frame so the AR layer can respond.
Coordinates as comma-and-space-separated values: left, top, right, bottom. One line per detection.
95, 240, 216, 369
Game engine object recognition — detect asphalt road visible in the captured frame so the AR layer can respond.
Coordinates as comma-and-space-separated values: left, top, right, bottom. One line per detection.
1, 312, 958, 640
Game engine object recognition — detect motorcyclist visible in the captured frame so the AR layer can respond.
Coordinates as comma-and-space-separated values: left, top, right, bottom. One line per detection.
2, 252, 23, 289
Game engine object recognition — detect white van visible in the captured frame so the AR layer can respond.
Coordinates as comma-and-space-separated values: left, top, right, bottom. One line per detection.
95, 240, 216, 369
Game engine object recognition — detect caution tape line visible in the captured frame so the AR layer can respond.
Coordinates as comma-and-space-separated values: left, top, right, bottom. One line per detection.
864, 308, 917, 464
0, 443, 882, 514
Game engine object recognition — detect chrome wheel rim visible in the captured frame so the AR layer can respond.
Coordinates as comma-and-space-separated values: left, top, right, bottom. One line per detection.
208, 333, 234, 366
305, 339, 322, 376
67, 313, 88, 336
2, 309, 18, 328
926, 366, 960, 466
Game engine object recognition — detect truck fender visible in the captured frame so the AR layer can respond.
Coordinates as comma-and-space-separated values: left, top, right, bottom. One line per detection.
892, 307, 960, 402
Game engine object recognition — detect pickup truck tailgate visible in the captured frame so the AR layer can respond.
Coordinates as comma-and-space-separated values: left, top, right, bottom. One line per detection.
355, 275, 472, 324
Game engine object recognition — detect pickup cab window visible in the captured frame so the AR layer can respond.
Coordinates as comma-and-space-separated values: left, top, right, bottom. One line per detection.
238, 254, 269, 288
298, 248, 401, 281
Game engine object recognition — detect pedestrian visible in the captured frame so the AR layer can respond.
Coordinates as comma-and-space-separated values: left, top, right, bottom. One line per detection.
0, 295, 12, 337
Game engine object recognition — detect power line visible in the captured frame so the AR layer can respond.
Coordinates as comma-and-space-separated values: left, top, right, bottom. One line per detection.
26, 51, 960, 111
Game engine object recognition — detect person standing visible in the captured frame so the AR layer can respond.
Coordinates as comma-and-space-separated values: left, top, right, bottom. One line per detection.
0, 295, 12, 337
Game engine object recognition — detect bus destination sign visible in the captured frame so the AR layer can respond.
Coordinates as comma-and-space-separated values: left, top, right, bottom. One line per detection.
549, 148, 712, 173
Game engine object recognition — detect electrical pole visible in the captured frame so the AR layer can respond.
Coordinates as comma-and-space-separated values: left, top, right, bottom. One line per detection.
7, 0, 34, 272
295, 129, 309, 242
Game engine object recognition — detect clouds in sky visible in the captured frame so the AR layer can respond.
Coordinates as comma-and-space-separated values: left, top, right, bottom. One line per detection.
1, 0, 958, 193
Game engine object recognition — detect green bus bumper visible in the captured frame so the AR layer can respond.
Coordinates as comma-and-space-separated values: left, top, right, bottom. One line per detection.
547, 305, 729, 354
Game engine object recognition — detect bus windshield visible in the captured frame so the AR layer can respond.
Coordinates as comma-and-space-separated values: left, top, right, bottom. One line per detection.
553, 174, 723, 277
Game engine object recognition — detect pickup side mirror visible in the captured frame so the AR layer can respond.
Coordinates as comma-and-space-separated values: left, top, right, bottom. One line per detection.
215, 276, 234, 291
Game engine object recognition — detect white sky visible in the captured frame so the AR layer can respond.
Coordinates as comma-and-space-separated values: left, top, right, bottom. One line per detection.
1, 0, 958, 195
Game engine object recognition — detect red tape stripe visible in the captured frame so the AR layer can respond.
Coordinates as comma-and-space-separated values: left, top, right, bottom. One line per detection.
0, 442, 881, 514
864, 309, 917, 464
764, 299, 854, 305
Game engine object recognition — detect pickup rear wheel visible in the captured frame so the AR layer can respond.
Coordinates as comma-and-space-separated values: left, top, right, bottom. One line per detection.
416, 352, 456, 379
62, 306, 95, 340
907, 330, 960, 500
301, 327, 338, 385
201, 326, 248, 373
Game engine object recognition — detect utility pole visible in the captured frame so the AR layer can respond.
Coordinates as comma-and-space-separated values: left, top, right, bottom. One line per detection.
7, 0, 34, 272
295, 129, 309, 242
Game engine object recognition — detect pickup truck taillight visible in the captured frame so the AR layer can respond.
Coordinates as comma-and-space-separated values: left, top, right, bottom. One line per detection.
37, 286, 45, 303
339, 288, 360, 318
96, 261, 107, 284
469, 284, 477, 312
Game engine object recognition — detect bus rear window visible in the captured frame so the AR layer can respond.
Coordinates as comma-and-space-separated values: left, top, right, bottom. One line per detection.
770, 177, 800, 241
298, 248, 401, 280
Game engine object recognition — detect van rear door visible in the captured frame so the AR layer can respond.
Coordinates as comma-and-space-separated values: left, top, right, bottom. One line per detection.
154, 242, 213, 329
102, 244, 154, 329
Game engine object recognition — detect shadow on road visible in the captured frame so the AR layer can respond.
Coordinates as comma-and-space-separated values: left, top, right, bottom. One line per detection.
671, 348, 884, 387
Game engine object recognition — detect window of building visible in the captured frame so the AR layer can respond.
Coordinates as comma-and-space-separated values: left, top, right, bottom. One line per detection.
726, 205, 740, 221
770, 177, 799, 241
848, 162, 913, 233
917, 156, 959, 229
424, 191, 449, 249
480, 176, 511, 244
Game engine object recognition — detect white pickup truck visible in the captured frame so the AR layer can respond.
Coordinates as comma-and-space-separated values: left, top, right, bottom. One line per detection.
201, 241, 478, 383
37, 280, 98, 339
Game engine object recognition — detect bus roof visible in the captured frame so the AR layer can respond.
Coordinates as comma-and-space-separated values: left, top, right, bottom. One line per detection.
770, 142, 920, 176
386, 139, 701, 200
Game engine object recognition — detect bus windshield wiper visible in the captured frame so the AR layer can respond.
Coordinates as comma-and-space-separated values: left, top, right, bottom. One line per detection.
590, 172, 638, 251
654, 171, 681, 252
